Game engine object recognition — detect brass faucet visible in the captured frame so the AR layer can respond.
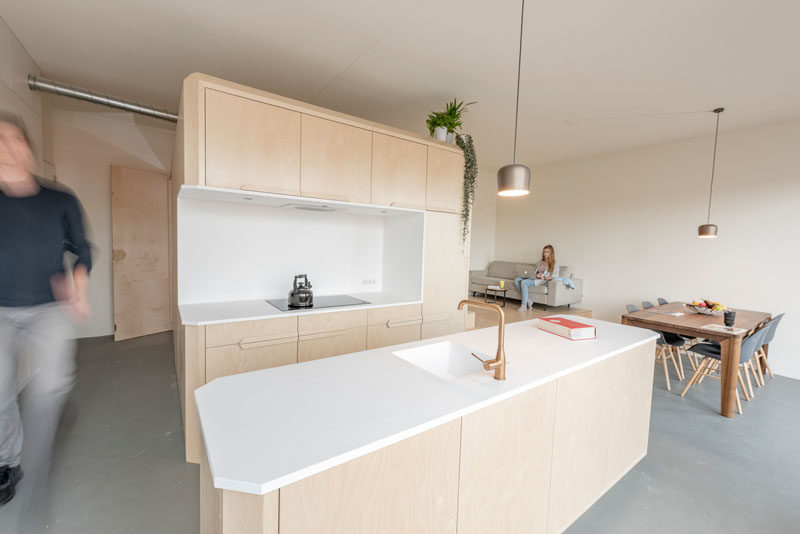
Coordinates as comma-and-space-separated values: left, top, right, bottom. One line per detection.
457, 300, 506, 380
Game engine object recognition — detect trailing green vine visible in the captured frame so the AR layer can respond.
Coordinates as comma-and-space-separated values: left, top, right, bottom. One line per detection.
456, 133, 477, 245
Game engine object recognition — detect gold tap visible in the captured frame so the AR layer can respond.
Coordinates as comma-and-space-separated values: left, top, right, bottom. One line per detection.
457, 300, 506, 380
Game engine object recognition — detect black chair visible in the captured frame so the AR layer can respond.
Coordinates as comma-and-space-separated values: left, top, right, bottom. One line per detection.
626, 304, 684, 389
681, 328, 768, 414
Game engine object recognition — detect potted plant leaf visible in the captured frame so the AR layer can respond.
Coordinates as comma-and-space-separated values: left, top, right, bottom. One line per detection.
426, 99, 476, 143
426, 111, 448, 141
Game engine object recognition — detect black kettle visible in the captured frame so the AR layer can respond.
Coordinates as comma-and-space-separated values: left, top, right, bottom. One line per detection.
288, 274, 313, 308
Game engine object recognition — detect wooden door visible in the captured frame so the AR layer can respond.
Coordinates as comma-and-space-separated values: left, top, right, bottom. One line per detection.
371, 133, 427, 209
426, 147, 463, 213
111, 166, 171, 341
300, 115, 372, 203
205, 89, 301, 194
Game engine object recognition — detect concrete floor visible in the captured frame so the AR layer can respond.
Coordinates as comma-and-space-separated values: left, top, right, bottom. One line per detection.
1, 332, 798, 533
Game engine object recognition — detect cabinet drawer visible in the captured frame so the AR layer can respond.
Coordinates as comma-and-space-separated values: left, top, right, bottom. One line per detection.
366, 304, 422, 326
367, 323, 421, 350
205, 316, 298, 348
298, 327, 367, 363
298, 310, 367, 336
421, 311, 465, 340
206, 340, 298, 382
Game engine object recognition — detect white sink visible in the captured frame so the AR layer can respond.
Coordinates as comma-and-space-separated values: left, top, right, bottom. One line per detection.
393, 341, 491, 381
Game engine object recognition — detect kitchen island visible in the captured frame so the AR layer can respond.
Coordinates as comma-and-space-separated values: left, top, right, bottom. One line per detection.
196, 316, 658, 534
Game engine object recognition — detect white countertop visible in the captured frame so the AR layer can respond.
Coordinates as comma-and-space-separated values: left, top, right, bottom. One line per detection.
195, 316, 657, 494
179, 291, 420, 325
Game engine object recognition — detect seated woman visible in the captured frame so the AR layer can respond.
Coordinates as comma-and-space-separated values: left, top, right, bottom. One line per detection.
513, 245, 559, 312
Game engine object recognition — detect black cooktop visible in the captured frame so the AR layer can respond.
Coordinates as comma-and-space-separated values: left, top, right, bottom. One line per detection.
266, 294, 369, 312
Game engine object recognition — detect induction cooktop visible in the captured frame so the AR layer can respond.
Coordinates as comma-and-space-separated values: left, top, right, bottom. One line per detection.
266, 294, 369, 312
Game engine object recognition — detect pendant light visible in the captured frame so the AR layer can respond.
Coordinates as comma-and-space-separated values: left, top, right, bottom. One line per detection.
698, 107, 724, 238
497, 0, 531, 197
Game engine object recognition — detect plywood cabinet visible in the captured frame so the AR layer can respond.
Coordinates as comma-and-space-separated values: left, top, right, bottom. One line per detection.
206, 341, 298, 382
426, 147, 463, 214
300, 115, 372, 203
421, 211, 468, 338
205, 89, 301, 194
371, 134, 427, 209
366, 304, 422, 349
206, 316, 298, 348
297, 309, 368, 362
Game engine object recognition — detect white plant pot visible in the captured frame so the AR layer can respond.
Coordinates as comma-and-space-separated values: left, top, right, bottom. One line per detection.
433, 126, 447, 141
446, 131, 455, 143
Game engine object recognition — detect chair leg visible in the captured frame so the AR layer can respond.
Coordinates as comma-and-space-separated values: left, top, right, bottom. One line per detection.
735, 389, 743, 415
743, 364, 754, 398
738, 370, 751, 402
658, 346, 671, 391
673, 346, 685, 380
681, 358, 707, 397
761, 348, 774, 378
747, 361, 761, 388
698, 359, 717, 384
753, 351, 766, 384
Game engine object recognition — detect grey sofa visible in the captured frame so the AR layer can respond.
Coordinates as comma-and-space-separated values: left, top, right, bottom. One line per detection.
469, 260, 584, 310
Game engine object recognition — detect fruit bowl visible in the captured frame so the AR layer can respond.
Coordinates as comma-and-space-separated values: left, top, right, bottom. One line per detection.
686, 304, 723, 316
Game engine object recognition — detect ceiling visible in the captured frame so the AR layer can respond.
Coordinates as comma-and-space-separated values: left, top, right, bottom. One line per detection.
2, 0, 799, 171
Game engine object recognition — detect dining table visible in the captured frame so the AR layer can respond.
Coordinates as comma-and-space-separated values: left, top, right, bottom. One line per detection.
621, 302, 772, 418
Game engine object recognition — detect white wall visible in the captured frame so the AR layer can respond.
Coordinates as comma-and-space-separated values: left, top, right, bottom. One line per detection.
0, 16, 43, 169
51, 109, 174, 337
494, 119, 800, 379
178, 199, 386, 304
468, 169, 497, 270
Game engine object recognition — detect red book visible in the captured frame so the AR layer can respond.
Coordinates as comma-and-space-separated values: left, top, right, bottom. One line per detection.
538, 316, 596, 340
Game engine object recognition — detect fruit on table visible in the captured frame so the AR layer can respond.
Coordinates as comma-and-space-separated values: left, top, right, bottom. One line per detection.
692, 299, 726, 311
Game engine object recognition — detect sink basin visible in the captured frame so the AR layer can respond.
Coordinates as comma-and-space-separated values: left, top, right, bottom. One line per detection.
393, 341, 491, 381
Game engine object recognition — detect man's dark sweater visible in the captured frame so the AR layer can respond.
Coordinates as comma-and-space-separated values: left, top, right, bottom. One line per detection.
0, 181, 93, 307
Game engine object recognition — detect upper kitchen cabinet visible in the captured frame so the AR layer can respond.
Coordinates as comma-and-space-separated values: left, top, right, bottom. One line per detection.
371, 133, 427, 209
301, 115, 372, 203
426, 146, 464, 214
205, 89, 301, 194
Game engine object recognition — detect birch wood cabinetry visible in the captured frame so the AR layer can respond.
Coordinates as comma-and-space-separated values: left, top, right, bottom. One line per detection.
371, 133, 427, 209
297, 310, 368, 362
426, 146, 464, 214
205, 89, 301, 194
300, 115, 372, 203
366, 304, 422, 349
422, 211, 468, 339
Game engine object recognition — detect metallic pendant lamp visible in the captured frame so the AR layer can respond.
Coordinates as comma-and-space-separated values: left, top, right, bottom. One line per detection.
497, 0, 531, 197
698, 107, 724, 238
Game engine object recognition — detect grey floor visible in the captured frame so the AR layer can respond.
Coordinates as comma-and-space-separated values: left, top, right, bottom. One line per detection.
1, 333, 798, 533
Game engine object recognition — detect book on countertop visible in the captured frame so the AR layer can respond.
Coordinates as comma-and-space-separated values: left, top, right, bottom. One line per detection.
538, 316, 596, 340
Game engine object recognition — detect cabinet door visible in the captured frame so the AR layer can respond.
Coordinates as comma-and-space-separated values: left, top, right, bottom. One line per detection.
206, 316, 298, 348
366, 304, 422, 349
300, 115, 372, 203
205, 89, 301, 194
423, 211, 468, 323
297, 309, 367, 336
426, 147, 464, 213
206, 340, 298, 382
371, 133, 427, 209
298, 327, 367, 363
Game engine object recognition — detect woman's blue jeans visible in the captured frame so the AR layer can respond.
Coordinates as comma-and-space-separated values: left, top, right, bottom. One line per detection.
513, 276, 543, 305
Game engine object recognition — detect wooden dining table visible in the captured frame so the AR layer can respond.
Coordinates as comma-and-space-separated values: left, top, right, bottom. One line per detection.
621, 302, 771, 418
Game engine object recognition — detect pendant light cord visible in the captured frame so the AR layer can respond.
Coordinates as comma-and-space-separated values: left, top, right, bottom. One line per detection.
707, 108, 723, 224
512, 0, 525, 164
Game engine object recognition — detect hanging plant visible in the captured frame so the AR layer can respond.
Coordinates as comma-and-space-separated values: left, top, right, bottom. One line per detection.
456, 133, 478, 245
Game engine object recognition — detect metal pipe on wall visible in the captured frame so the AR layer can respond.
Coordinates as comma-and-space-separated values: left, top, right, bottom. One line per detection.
27, 74, 178, 123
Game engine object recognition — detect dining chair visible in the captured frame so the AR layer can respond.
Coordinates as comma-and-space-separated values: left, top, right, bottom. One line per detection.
626, 304, 684, 389
657, 297, 669, 305
653, 297, 700, 371
753, 313, 784, 384
681, 328, 768, 414
642, 301, 655, 309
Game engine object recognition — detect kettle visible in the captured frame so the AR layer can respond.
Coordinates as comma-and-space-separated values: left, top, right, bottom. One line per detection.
288, 274, 314, 308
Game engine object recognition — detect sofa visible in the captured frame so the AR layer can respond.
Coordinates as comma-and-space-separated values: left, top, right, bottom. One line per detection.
469, 260, 584, 310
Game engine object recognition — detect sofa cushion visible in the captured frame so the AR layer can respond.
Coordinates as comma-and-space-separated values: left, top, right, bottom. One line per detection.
559, 265, 572, 278
529, 285, 548, 295
486, 261, 520, 280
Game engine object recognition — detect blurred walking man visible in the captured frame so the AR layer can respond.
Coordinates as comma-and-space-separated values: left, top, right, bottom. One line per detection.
0, 111, 92, 530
